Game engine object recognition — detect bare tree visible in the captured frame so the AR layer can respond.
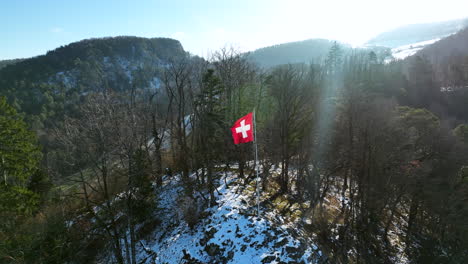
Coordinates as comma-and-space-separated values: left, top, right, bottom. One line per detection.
266, 64, 315, 194
56, 91, 157, 264
211, 47, 258, 179
162, 56, 197, 192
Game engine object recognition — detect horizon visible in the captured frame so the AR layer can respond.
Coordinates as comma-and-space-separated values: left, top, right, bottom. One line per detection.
2, 0, 468, 60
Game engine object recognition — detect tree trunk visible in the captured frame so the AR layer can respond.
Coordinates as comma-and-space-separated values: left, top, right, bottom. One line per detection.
151, 114, 163, 187
207, 160, 216, 206
155, 148, 163, 187
239, 146, 245, 179
130, 218, 137, 264
123, 229, 131, 264
406, 192, 420, 247
280, 158, 289, 194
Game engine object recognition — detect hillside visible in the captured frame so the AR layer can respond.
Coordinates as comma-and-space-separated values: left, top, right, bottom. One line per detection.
401, 27, 468, 121
247, 39, 391, 68
123, 172, 324, 264
366, 17, 468, 48
246, 39, 340, 68
413, 27, 468, 87
0, 36, 190, 126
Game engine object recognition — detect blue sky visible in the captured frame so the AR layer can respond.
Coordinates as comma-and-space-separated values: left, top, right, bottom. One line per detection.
1, 0, 467, 60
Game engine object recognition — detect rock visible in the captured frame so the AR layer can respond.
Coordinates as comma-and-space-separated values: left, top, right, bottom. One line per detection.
181, 249, 204, 264
227, 250, 235, 261
205, 243, 222, 256
207, 227, 217, 238
240, 209, 249, 215
199, 237, 208, 246
285, 246, 298, 254
289, 251, 304, 261
261, 255, 276, 263
199, 211, 211, 220
290, 252, 304, 260
287, 261, 305, 264
263, 232, 273, 244
240, 245, 247, 252
201, 227, 218, 246
200, 227, 217, 246
274, 238, 288, 248
182, 249, 191, 260
222, 239, 232, 247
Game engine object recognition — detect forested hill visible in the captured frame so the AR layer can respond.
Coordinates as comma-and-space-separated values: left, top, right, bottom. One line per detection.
0, 36, 189, 127
366, 17, 468, 48
246, 39, 339, 68
247, 38, 390, 68
411, 27, 468, 87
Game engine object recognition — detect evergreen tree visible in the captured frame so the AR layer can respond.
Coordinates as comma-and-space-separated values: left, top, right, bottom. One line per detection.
193, 69, 226, 205
0, 96, 42, 257
325, 41, 343, 75
0, 96, 42, 217
0, 96, 42, 186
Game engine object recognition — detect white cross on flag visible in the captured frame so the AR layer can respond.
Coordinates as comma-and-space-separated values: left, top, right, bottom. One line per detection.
231, 112, 254, 144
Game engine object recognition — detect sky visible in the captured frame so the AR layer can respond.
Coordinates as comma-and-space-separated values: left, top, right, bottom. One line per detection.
1, 0, 468, 60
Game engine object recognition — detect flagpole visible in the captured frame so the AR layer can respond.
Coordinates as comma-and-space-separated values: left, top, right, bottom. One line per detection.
253, 108, 260, 217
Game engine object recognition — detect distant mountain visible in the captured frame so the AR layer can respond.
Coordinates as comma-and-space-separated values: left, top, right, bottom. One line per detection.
366, 18, 468, 48
247, 39, 341, 68
247, 39, 390, 68
0, 36, 191, 127
247, 18, 468, 68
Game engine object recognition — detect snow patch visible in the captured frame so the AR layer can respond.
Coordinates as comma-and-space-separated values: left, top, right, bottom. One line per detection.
391, 38, 441, 60
133, 172, 322, 263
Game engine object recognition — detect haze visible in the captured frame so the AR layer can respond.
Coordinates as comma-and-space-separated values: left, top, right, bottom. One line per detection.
1, 0, 467, 59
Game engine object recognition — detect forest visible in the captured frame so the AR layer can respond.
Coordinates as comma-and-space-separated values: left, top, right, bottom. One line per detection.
1, 35, 468, 263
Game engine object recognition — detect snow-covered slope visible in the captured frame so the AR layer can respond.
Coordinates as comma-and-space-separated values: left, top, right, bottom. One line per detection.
390, 38, 442, 60
133, 172, 323, 264
366, 18, 468, 48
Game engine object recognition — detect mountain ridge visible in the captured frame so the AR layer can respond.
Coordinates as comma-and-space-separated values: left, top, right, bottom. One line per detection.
246, 38, 390, 68
0, 36, 191, 126
366, 17, 468, 48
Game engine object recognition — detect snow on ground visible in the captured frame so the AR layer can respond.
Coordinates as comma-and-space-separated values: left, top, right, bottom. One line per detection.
136, 172, 323, 264
149, 77, 161, 90
390, 38, 441, 60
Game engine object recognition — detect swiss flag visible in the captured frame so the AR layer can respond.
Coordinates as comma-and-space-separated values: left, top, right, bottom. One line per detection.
231, 112, 254, 144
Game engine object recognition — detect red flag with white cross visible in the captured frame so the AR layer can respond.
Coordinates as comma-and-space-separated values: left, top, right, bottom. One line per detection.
231, 112, 254, 144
